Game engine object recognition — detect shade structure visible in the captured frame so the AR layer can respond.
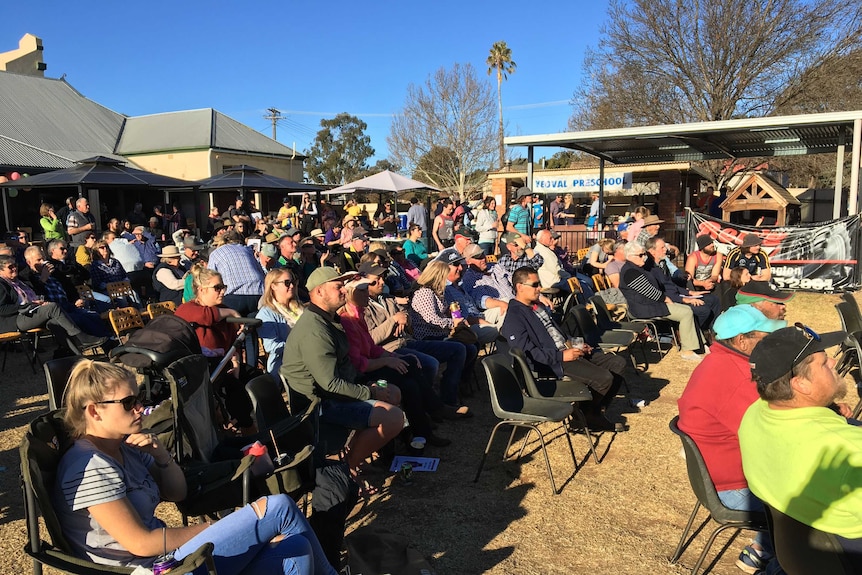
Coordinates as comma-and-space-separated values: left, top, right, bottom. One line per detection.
326, 170, 440, 195
195, 164, 322, 193
3, 155, 195, 189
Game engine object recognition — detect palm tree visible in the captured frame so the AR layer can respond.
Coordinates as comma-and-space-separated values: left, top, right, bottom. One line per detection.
487, 41, 516, 170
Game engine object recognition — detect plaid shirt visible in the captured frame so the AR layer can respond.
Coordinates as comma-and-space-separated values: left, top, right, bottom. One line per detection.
498, 251, 544, 275
462, 265, 516, 309
208, 243, 265, 296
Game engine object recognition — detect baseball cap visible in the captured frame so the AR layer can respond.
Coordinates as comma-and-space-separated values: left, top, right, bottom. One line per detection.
454, 231, 473, 241
351, 229, 369, 241
695, 235, 714, 251
741, 235, 762, 248
516, 186, 533, 199
282, 227, 301, 238
357, 261, 387, 277
305, 267, 357, 292
499, 232, 521, 247
282, 196, 290, 204
551, 231, 562, 240
736, 281, 795, 305
462, 243, 485, 259
713, 304, 787, 340
750, 325, 845, 384
435, 248, 465, 265
182, 237, 206, 250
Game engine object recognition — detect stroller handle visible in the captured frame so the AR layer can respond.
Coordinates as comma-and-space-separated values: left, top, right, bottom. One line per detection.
226, 316, 263, 328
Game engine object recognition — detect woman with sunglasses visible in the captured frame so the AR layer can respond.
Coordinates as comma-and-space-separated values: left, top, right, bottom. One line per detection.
75, 233, 98, 268
54, 360, 336, 575
90, 240, 141, 307
176, 268, 255, 435
39, 202, 66, 242
256, 269, 304, 378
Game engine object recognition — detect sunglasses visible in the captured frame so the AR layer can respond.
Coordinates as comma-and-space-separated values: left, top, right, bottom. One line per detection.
203, 284, 228, 292
95, 389, 145, 411
792, 322, 821, 366
633, 252, 646, 258
273, 279, 293, 287
520, 281, 541, 288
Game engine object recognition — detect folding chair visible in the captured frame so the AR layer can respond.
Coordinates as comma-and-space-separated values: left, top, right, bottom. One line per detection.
44, 356, 84, 411
108, 306, 145, 342
508, 347, 600, 463
668, 416, 768, 575
591, 273, 608, 292
592, 294, 677, 356
0, 330, 40, 373
474, 354, 576, 495
834, 301, 862, 417
764, 503, 856, 574
146, 300, 177, 320
20, 409, 218, 575
105, 280, 140, 307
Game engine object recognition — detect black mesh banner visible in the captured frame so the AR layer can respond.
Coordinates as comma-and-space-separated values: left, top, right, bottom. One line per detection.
686, 210, 860, 292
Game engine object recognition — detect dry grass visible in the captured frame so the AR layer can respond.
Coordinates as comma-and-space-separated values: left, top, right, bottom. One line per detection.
0, 292, 851, 574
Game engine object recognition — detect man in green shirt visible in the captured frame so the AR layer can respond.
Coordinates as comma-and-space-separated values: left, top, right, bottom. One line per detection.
739, 325, 862, 565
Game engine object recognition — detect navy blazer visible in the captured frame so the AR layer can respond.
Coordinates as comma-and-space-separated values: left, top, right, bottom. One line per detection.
500, 298, 565, 379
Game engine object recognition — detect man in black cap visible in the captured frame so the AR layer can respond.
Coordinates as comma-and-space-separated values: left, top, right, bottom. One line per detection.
723, 235, 771, 282
505, 186, 534, 237
180, 236, 206, 271
685, 234, 723, 291
739, 324, 862, 566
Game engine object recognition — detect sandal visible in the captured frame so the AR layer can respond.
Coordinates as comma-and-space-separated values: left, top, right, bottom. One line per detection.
357, 479, 380, 497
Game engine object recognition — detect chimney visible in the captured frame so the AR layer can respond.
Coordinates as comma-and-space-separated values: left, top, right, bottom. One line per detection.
0, 34, 47, 77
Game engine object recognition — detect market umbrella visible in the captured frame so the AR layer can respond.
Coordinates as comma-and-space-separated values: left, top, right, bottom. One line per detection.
3, 155, 195, 189
326, 169, 439, 195
195, 164, 322, 194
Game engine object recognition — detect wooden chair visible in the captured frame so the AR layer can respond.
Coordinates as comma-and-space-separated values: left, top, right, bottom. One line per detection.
591, 273, 608, 291
576, 247, 590, 262
108, 307, 145, 343
105, 280, 138, 305
146, 301, 177, 320
0, 331, 40, 373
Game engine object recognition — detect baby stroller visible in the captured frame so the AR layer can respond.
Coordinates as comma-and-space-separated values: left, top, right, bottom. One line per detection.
110, 315, 317, 520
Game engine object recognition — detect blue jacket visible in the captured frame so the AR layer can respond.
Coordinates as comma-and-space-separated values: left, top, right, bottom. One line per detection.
500, 298, 565, 379
255, 305, 289, 377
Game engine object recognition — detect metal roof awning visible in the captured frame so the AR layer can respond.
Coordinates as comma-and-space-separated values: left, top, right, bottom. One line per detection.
505, 110, 862, 164
505, 110, 862, 216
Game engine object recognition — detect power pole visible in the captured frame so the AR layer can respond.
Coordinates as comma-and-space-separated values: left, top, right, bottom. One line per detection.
264, 107, 283, 140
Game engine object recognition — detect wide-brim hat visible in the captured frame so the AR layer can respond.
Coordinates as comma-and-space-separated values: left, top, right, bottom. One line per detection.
741, 235, 763, 248
158, 246, 182, 259
642, 215, 664, 226
182, 237, 206, 251
516, 186, 533, 199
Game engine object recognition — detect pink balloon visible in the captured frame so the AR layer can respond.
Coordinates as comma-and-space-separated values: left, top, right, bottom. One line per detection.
9, 172, 20, 181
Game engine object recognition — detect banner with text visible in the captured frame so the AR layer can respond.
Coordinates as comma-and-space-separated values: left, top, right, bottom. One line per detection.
532, 173, 632, 194
687, 210, 860, 292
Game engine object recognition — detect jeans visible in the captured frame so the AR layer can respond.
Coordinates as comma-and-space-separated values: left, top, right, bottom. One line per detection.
478, 242, 496, 256
717, 488, 774, 557
404, 339, 466, 406
175, 494, 336, 575
360, 362, 434, 437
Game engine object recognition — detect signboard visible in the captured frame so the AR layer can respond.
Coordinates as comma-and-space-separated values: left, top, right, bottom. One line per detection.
532, 173, 632, 194
687, 210, 860, 292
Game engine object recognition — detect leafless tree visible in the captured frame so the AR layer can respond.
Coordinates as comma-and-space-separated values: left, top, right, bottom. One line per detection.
388, 63, 497, 197
571, 0, 862, 131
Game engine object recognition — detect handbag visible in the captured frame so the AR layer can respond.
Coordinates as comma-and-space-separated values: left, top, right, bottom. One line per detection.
449, 322, 478, 345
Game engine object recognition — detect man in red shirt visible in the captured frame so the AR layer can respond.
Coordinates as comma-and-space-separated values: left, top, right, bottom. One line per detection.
677, 304, 785, 573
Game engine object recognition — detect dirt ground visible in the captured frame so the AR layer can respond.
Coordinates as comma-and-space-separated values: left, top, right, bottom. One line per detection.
0, 292, 850, 574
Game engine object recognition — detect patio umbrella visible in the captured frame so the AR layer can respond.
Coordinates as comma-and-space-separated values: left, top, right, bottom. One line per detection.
195, 164, 322, 194
326, 169, 440, 195
3, 155, 194, 189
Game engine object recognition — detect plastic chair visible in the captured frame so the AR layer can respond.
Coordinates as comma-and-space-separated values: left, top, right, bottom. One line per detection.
105, 280, 140, 306
146, 300, 177, 320
592, 294, 677, 355
764, 502, 856, 574
508, 347, 600, 463
668, 416, 768, 575
563, 304, 642, 380
474, 354, 576, 495
43, 356, 84, 411
20, 409, 218, 575
109, 306, 145, 342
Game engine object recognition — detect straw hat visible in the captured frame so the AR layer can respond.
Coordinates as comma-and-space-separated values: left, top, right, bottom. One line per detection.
158, 246, 182, 259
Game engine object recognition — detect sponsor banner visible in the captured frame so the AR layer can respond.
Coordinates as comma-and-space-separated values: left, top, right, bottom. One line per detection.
687, 210, 860, 292
532, 173, 632, 193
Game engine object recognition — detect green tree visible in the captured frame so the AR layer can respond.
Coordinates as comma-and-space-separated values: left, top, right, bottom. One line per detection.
305, 113, 375, 185
388, 63, 496, 197
487, 41, 516, 170
360, 158, 401, 179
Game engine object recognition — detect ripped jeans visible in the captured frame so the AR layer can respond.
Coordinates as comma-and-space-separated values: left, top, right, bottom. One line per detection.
175, 495, 337, 575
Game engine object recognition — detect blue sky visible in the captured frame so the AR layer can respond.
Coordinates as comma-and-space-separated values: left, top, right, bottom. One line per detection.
4, 0, 608, 165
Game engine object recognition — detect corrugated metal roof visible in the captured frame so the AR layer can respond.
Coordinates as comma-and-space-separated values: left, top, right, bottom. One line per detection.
0, 71, 124, 167
506, 111, 862, 164
0, 135, 74, 169
117, 108, 304, 158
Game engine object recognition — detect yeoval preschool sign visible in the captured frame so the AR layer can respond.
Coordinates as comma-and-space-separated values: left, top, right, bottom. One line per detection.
533, 173, 632, 194
687, 211, 860, 292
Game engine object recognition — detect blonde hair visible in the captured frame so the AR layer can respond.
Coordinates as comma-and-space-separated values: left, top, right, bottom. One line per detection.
368, 241, 387, 253
93, 240, 110, 260
261, 268, 302, 313
416, 260, 449, 299
63, 360, 138, 439
192, 268, 222, 298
